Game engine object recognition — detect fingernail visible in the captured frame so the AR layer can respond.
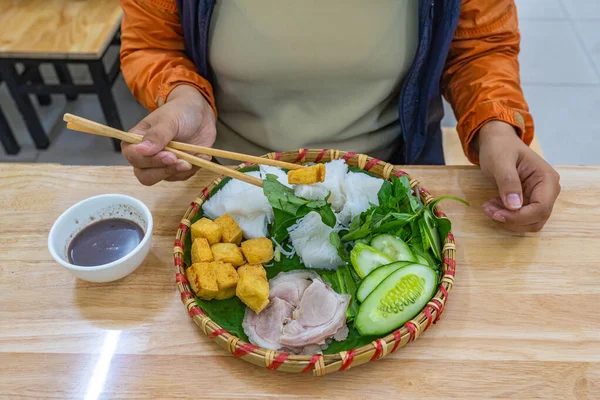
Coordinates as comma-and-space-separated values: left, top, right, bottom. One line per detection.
176, 160, 192, 172
506, 194, 522, 210
161, 154, 176, 166
493, 213, 506, 223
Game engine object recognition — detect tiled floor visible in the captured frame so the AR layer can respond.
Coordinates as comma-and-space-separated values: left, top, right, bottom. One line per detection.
1, 0, 599, 165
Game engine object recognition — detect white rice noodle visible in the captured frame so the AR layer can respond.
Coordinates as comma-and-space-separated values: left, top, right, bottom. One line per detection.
338, 171, 384, 227
272, 237, 296, 259
260, 165, 292, 188
294, 185, 329, 202
202, 171, 272, 238
293, 159, 348, 212
232, 213, 269, 239
288, 211, 344, 270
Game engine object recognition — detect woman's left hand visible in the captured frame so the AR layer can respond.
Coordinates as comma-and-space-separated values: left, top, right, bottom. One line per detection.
477, 121, 561, 232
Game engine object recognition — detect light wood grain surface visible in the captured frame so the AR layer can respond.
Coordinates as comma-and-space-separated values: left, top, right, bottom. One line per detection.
0, 163, 599, 399
0, 0, 122, 59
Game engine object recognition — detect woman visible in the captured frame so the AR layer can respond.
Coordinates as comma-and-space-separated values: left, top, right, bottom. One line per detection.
119, 0, 560, 232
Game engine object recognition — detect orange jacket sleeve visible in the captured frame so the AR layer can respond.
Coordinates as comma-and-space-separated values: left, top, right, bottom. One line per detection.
119, 0, 216, 114
442, 0, 534, 164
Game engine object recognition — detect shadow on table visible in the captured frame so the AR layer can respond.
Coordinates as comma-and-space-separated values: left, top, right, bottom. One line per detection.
72, 251, 173, 329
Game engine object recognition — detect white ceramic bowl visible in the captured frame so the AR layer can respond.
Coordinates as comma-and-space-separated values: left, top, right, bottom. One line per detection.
48, 194, 153, 282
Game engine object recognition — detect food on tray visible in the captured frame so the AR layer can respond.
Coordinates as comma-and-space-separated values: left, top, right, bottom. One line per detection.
356, 261, 410, 303
287, 163, 326, 185
242, 270, 349, 354
211, 243, 245, 267
186, 261, 239, 300
214, 214, 243, 245
240, 238, 274, 264
370, 234, 418, 263
294, 159, 348, 211
288, 211, 344, 270
185, 159, 468, 355
350, 243, 393, 278
238, 263, 267, 279
355, 264, 437, 336
191, 237, 214, 263
338, 171, 384, 226
191, 217, 222, 245
237, 270, 270, 314
202, 166, 291, 239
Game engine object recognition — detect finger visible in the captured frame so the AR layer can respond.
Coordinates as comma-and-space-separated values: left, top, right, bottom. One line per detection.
494, 175, 559, 225
133, 160, 193, 186
129, 113, 178, 157
494, 220, 546, 233
482, 197, 507, 221
122, 144, 178, 169
492, 162, 523, 211
492, 203, 548, 225
164, 166, 199, 182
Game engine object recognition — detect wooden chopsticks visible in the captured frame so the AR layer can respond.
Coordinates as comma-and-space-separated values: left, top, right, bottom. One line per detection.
63, 114, 303, 188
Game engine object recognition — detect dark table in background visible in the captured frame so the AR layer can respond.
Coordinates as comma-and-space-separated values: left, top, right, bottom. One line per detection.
0, 0, 124, 154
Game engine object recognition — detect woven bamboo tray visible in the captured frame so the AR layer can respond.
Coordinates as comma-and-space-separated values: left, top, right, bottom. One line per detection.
173, 149, 456, 376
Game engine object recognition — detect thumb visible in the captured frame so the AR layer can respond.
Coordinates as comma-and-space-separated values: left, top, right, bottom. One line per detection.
130, 112, 178, 157
492, 161, 523, 211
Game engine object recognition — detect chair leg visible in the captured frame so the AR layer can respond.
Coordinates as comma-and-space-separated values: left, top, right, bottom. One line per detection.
0, 105, 20, 155
88, 61, 123, 152
29, 66, 52, 106
0, 62, 49, 149
54, 64, 77, 101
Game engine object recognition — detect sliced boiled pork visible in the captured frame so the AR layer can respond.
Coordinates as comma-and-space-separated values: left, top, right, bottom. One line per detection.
242, 297, 294, 350
242, 270, 350, 354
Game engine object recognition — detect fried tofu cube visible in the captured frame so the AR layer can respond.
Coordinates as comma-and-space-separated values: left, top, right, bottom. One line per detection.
240, 238, 274, 264
186, 262, 240, 301
186, 262, 219, 300
191, 238, 214, 263
214, 286, 237, 300
212, 261, 239, 290
211, 243, 245, 267
236, 273, 270, 314
287, 164, 326, 185
191, 217, 222, 245
214, 214, 243, 245
238, 264, 267, 279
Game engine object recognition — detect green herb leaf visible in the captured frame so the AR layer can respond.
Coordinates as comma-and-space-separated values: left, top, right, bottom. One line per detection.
329, 231, 349, 263
316, 204, 337, 228
195, 297, 249, 342
436, 217, 452, 246
410, 245, 440, 273
426, 195, 469, 253
341, 214, 373, 241
322, 264, 360, 322
428, 195, 470, 210
418, 218, 430, 252
377, 180, 394, 209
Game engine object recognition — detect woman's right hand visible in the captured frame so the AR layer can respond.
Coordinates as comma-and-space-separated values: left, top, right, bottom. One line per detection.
122, 85, 217, 186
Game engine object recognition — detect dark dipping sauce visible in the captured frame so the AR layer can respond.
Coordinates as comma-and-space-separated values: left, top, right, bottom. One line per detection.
68, 218, 144, 267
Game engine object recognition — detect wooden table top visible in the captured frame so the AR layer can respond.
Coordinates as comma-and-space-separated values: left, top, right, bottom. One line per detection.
1, 163, 599, 399
0, 0, 122, 60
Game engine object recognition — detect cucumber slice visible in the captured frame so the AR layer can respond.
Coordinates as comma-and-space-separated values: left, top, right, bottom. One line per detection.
350, 243, 393, 278
356, 261, 411, 303
370, 234, 417, 262
423, 209, 442, 260
416, 255, 428, 266
355, 264, 437, 336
